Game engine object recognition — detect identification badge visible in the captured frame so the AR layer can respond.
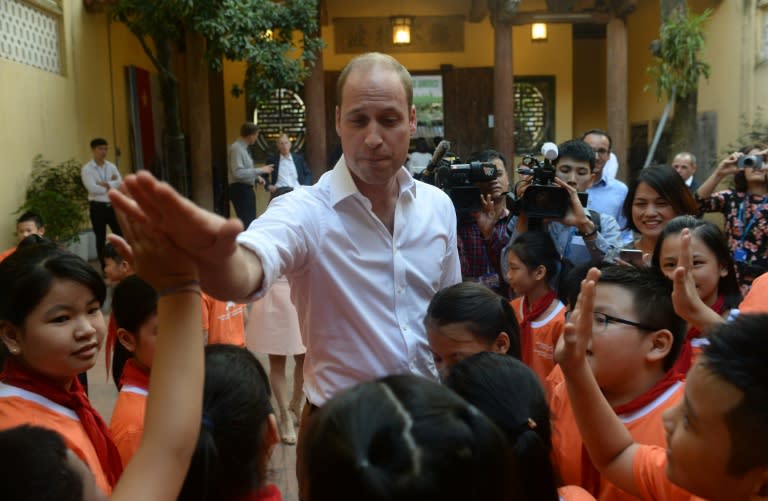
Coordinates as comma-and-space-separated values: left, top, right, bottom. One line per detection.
479, 272, 500, 290
733, 248, 747, 263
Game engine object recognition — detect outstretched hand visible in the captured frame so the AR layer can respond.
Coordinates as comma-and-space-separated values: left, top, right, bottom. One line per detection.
474, 194, 500, 238
108, 171, 243, 272
556, 267, 600, 373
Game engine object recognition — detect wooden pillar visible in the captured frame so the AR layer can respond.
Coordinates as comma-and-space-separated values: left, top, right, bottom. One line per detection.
493, 20, 515, 169
185, 31, 214, 209
606, 17, 628, 178
305, 51, 326, 180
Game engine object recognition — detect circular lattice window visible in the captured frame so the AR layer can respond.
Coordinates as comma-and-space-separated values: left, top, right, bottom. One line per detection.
253, 88, 306, 152
514, 83, 547, 154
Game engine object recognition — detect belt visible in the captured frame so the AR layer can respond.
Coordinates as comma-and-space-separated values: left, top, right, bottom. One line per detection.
89, 201, 112, 207
230, 182, 254, 187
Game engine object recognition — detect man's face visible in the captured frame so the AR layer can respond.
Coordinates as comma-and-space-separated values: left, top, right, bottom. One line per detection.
555, 156, 594, 192
246, 132, 259, 146
16, 221, 44, 242
583, 133, 610, 178
277, 136, 292, 156
479, 158, 510, 200
662, 361, 764, 501
92, 145, 108, 162
335, 65, 416, 187
672, 154, 696, 182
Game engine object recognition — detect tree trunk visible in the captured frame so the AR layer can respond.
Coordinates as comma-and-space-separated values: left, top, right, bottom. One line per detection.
156, 37, 189, 196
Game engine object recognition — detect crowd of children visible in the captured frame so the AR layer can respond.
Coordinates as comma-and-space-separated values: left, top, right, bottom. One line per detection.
0, 140, 766, 501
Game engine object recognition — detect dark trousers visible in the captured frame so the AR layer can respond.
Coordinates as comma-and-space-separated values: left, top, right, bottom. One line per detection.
229, 182, 256, 229
89, 201, 123, 269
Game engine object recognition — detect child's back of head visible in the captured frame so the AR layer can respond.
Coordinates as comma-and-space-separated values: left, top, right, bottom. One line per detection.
302, 374, 511, 501
178, 344, 275, 501
445, 352, 558, 501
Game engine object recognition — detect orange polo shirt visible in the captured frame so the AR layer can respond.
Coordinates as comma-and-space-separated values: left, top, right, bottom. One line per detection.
740, 273, 768, 314
511, 297, 566, 383
633, 445, 705, 501
201, 293, 246, 346
0, 246, 15, 263
0, 382, 111, 495
109, 384, 148, 466
550, 379, 685, 501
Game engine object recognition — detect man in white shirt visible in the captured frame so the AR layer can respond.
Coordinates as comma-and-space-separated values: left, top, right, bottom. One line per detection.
228, 123, 274, 228
110, 53, 461, 407
264, 133, 313, 195
671, 151, 699, 192
81, 138, 123, 271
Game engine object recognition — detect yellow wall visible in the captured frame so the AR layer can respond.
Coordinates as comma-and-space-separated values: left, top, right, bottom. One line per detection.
0, 0, 154, 248
572, 37, 606, 136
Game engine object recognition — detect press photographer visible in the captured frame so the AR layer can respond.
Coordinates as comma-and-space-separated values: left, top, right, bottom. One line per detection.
455, 149, 513, 297
502, 139, 622, 269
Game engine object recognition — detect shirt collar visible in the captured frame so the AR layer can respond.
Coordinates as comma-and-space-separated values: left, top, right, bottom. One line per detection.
329, 156, 416, 207
685, 176, 693, 187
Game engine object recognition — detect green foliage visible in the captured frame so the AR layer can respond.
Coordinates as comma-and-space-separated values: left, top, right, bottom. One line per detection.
17, 155, 89, 243
722, 108, 768, 156
109, 0, 323, 101
646, 7, 712, 100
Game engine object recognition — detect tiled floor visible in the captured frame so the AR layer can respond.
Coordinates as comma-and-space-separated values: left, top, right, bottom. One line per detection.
89, 325, 300, 501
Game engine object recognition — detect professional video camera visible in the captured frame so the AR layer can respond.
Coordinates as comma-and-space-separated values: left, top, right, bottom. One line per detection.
509, 142, 584, 219
420, 140, 501, 216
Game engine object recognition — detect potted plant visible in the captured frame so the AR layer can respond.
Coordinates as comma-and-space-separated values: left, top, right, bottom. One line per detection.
16, 155, 90, 248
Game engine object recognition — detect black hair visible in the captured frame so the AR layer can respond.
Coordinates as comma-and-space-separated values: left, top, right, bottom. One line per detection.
505, 231, 563, 285
425, 282, 521, 359
470, 148, 509, 169
179, 345, 274, 501
445, 352, 558, 501
16, 211, 44, 228
413, 137, 431, 154
0, 425, 83, 501
623, 165, 698, 233
239, 122, 259, 137
559, 260, 613, 309
16, 234, 56, 252
651, 215, 741, 308
555, 139, 596, 171
734, 143, 768, 192
304, 374, 511, 501
103, 242, 124, 265
580, 128, 613, 150
0, 245, 106, 327
112, 275, 157, 334
702, 314, 768, 474
90, 137, 108, 149
597, 265, 686, 371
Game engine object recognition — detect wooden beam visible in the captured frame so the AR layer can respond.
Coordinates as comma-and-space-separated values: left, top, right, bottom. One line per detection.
506, 11, 614, 25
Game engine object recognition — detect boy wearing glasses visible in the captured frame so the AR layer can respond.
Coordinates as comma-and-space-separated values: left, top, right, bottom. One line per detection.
582, 129, 632, 245
549, 265, 686, 501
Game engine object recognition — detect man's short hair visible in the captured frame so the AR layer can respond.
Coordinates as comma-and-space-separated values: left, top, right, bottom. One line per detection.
469, 149, 508, 168
580, 128, 612, 150
16, 211, 44, 228
674, 152, 697, 166
597, 265, 686, 371
336, 52, 413, 108
555, 139, 596, 171
240, 122, 259, 138
90, 138, 108, 149
703, 314, 768, 475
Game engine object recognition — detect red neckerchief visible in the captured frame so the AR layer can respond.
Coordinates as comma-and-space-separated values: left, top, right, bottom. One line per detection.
105, 313, 117, 376
673, 295, 726, 377
580, 368, 684, 496
519, 290, 557, 365
119, 359, 150, 391
232, 484, 283, 501
1, 358, 123, 486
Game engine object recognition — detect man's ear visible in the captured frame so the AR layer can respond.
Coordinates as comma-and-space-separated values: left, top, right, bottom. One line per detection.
0, 321, 22, 356
117, 328, 137, 354
646, 329, 673, 364
409, 104, 417, 135
492, 332, 511, 355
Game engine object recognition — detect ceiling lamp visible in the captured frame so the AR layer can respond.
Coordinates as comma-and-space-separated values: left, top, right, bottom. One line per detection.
392, 16, 413, 45
531, 23, 548, 42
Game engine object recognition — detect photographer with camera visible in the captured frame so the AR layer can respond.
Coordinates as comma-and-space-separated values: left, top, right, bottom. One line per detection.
457, 149, 513, 297
695, 143, 768, 294
503, 139, 622, 269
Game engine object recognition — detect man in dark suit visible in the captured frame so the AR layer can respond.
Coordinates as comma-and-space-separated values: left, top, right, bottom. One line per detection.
263, 133, 313, 195
672, 152, 700, 192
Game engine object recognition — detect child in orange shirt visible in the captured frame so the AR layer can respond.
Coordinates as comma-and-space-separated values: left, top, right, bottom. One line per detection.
0, 211, 45, 263
0, 243, 121, 494
425, 281, 520, 374
445, 352, 596, 501
103, 242, 136, 388
109, 275, 158, 465
505, 231, 566, 383
178, 344, 283, 501
557, 264, 768, 501
549, 265, 687, 501
201, 293, 246, 346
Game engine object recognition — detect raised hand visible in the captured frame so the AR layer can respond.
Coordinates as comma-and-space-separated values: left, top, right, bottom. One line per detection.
556, 267, 601, 373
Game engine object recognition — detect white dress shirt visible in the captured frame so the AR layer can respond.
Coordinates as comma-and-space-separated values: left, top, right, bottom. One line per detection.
237, 157, 461, 405
275, 154, 300, 188
81, 160, 122, 203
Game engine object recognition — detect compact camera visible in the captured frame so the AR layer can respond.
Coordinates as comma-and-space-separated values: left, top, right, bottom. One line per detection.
737, 155, 764, 169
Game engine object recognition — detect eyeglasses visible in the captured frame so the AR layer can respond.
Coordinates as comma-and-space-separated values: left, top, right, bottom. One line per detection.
566, 311, 656, 332
592, 148, 610, 156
